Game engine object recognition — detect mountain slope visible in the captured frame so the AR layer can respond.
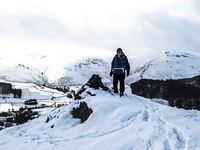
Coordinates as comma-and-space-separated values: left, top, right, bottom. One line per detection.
0, 89, 200, 150
0, 64, 48, 85
55, 57, 137, 86
55, 58, 111, 86
132, 51, 200, 81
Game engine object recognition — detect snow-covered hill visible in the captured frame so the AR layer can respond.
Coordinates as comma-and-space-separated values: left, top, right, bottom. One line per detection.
55, 57, 137, 86
1, 51, 200, 86
132, 51, 200, 82
0, 88, 200, 150
55, 58, 111, 86
55, 51, 200, 86
0, 64, 48, 85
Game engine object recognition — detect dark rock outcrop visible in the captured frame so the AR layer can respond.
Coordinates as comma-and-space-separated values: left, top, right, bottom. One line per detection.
86, 74, 106, 89
71, 102, 93, 123
130, 76, 200, 110
74, 74, 110, 100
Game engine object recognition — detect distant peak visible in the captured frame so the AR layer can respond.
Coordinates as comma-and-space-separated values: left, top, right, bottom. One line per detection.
74, 58, 107, 69
164, 51, 190, 58
17, 64, 30, 69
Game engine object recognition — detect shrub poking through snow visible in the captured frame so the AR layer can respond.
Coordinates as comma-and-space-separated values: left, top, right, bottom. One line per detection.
13, 107, 39, 124
71, 102, 93, 123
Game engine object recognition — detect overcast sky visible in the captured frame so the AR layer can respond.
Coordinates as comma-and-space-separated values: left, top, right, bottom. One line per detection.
0, 0, 200, 60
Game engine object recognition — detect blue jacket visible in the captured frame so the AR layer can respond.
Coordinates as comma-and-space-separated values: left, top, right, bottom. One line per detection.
111, 54, 130, 75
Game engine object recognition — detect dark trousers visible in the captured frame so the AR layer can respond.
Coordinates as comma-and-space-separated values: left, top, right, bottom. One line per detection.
113, 74, 125, 93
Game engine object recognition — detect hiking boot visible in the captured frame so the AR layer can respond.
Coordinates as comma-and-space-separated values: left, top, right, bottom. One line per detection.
120, 92, 124, 97
114, 90, 118, 94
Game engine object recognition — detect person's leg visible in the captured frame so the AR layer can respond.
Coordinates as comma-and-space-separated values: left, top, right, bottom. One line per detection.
113, 74, 119, 93
119, 74, 125, 96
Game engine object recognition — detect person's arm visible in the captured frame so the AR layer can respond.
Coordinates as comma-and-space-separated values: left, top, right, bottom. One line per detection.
110, 58, 114, 76
124, 56, 130, 76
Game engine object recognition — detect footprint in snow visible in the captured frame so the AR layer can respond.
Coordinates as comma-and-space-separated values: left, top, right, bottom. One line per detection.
120, 111, 142, 123
142, 110, 150, 122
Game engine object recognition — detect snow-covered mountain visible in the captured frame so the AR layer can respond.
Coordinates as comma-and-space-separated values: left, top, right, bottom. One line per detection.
55, 58, 111, 86
132, 51, 200, 82
54, 51, 200, 86
1, 51, 200, 86
0, 64, 48, 85
55, 57, 138, 86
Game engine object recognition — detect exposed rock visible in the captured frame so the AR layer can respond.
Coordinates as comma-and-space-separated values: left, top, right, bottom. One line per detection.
74, 74, 110, 100
71, 102, 93, 123
86, 74, 106, 89
130, 76, 200, 110
86, 91, 96, 96
67, 93, 73, 98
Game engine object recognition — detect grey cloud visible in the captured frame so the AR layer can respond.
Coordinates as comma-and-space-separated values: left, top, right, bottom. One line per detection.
20, 15, 68, 39
1, 10, 200, 58
0, 15, 68, 39
135, 12, 200, 54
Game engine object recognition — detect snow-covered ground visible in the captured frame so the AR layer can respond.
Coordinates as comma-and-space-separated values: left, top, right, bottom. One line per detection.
0, 88, 200, 150
132, 51, 200, 82
0, 64, 48, 85
0, 81, 72, 112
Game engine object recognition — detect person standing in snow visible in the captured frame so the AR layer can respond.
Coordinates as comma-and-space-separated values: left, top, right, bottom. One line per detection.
110, 48, 130, 96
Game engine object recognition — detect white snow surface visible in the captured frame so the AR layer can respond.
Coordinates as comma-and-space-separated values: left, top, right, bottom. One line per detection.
0, 88, 200, 150
0, 82, 72, 112
132, 51, 200, 82
55, 58, 112, 86
0, 64, 48, 85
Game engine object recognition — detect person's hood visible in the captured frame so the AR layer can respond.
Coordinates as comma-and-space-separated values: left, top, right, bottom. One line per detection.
115, 53, 126, 58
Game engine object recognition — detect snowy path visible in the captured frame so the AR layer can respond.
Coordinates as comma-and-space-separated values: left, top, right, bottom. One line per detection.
0, 89, 200, 150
